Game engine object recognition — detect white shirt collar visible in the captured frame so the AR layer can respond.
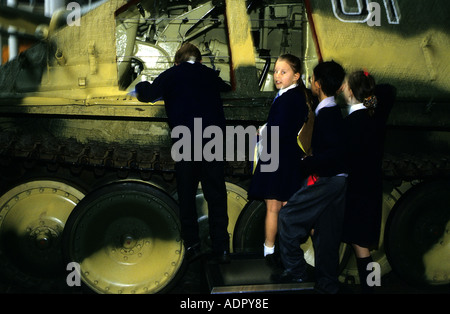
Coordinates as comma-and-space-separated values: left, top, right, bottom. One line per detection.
348, 103, 367, 115
315, 96, 336, 115
278, 83, 298, 97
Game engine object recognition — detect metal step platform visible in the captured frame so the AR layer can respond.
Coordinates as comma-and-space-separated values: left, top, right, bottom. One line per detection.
205, 253, 315, 294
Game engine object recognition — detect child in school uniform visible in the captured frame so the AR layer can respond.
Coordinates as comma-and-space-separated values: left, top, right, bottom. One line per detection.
135, 43, 232, 264
247, 54, 309, 262
274, 61, 347, 294
341, 70, 382, 293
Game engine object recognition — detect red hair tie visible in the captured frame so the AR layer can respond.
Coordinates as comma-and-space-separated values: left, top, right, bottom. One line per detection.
363, 69, 370, 77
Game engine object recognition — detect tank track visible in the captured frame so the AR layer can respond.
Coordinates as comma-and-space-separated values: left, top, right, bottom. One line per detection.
0, 137, 252, 190
1, 136, 449, 182
383, 152, 450, 180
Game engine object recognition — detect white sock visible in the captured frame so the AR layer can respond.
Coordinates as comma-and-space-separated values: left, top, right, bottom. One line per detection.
264, 243, 275, 257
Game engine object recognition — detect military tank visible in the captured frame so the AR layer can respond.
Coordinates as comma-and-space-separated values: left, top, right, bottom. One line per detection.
0, 0, 448, 293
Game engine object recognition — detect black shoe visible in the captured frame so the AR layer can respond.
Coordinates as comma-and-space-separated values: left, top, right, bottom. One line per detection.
209, 250, 231, 264
185, 243, 203, 263
313, 283, 339, 294
271, 270, 306, 283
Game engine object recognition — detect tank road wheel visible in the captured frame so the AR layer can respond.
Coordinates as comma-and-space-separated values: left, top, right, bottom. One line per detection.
233, 200, 348, 268
63, 181, 184, 294
192, 182, 249, 252
0, 180, 85, 290
233, 200, 267, 255
385, 180, 450, 287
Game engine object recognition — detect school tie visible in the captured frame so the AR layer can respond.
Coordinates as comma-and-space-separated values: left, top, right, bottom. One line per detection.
272, 92, 280, 103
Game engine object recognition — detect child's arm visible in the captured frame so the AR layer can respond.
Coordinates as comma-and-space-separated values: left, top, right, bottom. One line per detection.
135, 76, 165, 103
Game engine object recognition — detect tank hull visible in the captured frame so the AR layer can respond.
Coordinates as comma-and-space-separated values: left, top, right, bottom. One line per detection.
0, 0, 449, 292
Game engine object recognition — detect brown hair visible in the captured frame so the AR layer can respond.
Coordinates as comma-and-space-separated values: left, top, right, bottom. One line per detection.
174, 42, 202, 64
347, 70, 377, 115
277, 54, 302, 76
277, 54, 314, 111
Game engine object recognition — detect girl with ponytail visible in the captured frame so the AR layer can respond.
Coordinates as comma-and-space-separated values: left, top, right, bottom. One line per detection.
342, 70, 382, 293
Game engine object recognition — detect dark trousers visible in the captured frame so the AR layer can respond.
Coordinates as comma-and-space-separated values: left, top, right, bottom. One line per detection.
175, 160, 229, 253
278, 176, 347, 293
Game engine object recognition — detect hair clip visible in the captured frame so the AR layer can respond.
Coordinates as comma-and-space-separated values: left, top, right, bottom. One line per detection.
363, 69, 370, 77
363, 95, 377, 109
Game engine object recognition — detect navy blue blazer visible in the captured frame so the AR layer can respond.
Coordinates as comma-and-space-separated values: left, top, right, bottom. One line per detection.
301, 105, 347, 177
248, 86, 309, 201
135, 62, 231, 131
